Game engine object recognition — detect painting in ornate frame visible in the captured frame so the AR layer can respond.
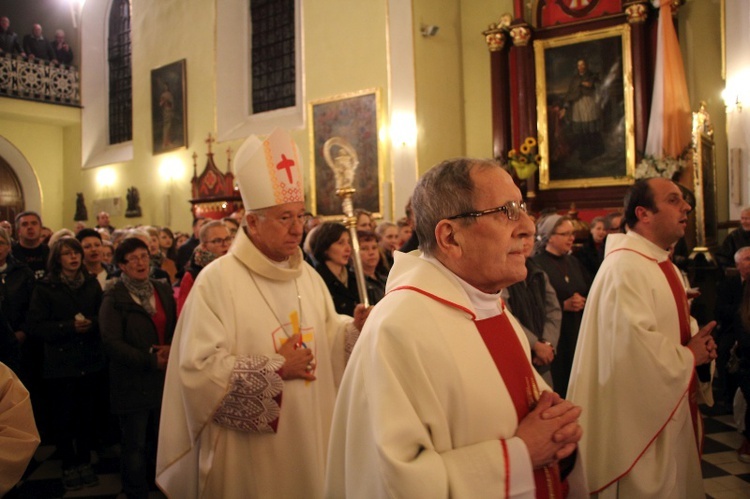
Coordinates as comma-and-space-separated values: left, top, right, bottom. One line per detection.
151, 59, 187, 155
308, 89, 382, 217
535, 24, 635, 190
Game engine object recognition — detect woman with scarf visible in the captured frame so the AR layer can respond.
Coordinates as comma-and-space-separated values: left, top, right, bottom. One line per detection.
532, 214, 591, 398
27, 238, 104, 491
100, 237, 176, 498
175, 220, 231, 315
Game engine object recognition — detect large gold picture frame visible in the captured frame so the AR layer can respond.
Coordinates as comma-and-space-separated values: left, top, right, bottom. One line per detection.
308, 89, 384, 218
535, 24, 635, 190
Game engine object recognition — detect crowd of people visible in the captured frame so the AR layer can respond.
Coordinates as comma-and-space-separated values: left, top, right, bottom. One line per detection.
0, 129, 745, 498
0, 16, 74, 65
0, 208, 241, 495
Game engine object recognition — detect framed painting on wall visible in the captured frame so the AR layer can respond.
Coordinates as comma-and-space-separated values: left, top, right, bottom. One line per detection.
308, 89, 382, 217
535, 24, 635, 190
151, 59, 187, 155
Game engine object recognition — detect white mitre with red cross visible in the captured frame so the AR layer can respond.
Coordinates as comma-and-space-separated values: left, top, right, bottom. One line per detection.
234, 128, 305, 210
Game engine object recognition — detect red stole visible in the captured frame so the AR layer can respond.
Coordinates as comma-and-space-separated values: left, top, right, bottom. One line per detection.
475, 312, 564, 499
151, 290, 167, 345
657, 260, 703, 454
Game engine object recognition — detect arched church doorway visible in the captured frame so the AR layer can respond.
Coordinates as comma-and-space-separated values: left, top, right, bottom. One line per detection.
0, 136, 41, 220
0, 157, 24, 222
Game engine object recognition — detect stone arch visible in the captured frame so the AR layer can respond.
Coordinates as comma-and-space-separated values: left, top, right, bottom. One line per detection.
0, 136, 42, 217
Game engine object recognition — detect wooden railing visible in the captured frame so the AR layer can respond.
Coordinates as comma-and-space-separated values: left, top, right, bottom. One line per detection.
0, 55, 80, 106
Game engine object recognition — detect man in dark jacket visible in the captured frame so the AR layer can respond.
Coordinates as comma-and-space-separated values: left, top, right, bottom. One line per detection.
23, 23, 55, 61
0, 16, 25, 57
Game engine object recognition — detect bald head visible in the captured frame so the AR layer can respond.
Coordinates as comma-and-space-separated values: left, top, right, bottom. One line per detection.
736, 246, 750, 281
741, 207, 750, 231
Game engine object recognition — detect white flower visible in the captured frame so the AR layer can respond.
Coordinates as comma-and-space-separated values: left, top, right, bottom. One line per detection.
635, 155, 687, 180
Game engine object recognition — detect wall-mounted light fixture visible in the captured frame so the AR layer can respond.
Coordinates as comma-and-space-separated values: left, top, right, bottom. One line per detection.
420, 24, 440, 37
96, 167, 115, 188
723, 69, 750, 113
68, 0, 86, 28
159, 156, 185, 182
390, 110, 417, 148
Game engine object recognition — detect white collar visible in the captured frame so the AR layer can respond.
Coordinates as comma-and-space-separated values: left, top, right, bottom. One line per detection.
422, 254, 503, 320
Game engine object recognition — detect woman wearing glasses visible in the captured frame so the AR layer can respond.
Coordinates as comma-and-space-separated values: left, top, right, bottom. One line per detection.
176, 221, 231, 315
532, 214, 591, 398
100, 237, 176, 499
27, 238, 105, 491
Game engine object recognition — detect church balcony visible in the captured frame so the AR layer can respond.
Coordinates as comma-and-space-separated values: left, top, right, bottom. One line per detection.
0, 55, 80, 107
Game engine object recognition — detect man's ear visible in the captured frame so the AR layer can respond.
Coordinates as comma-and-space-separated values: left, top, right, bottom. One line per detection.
245, 212, 260, 236
434, 219, 462, 257
634, 206, 650, 224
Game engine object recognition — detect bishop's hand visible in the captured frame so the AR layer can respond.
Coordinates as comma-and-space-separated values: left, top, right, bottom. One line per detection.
278, 333, 316, 381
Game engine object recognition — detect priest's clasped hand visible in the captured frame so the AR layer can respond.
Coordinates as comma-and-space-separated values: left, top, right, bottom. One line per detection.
515, 390, 583, 469
278, 333, 316, 381
687, 321, 717, 366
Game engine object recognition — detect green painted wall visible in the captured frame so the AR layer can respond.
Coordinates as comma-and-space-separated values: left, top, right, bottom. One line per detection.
0, 98, 79, 230
63, 0, 389, 234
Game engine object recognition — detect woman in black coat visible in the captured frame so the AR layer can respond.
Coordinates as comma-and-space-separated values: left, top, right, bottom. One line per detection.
532, 214, 591, 398
312, 222, 360, 316
99, 237, 176, 499
28, 237, 104, 491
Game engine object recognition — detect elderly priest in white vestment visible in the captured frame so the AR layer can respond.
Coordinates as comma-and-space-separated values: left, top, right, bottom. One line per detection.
156, 128, 367, 499
567, 177, 717, 498
325, 158, 586, 498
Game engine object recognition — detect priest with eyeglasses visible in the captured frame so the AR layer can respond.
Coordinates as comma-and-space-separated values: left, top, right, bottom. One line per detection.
326, 158, 586, 498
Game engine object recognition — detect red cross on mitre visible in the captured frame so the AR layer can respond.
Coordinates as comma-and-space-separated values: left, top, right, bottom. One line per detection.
276, 154, 296, 183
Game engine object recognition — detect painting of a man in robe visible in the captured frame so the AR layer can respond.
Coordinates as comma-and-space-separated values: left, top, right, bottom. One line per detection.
542, 34, 627, 182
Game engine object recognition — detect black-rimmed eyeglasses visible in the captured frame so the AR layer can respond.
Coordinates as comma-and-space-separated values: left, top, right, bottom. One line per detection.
446, 200, 527, 222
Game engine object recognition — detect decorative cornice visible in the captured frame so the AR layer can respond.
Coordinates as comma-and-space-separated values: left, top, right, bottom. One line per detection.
483, 27, 507, 52
625, 3, 648, 24
482, 14, 513, 53
510, 25, 531, 47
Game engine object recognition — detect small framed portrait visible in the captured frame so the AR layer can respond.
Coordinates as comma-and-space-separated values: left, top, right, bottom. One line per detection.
151, 59, 187, 155
535, 24, 635, 190
308, 89, 383, 217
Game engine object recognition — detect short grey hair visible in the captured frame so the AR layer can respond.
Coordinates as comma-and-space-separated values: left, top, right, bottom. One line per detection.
199, 220, 227, 243
412, 158, 497, 256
